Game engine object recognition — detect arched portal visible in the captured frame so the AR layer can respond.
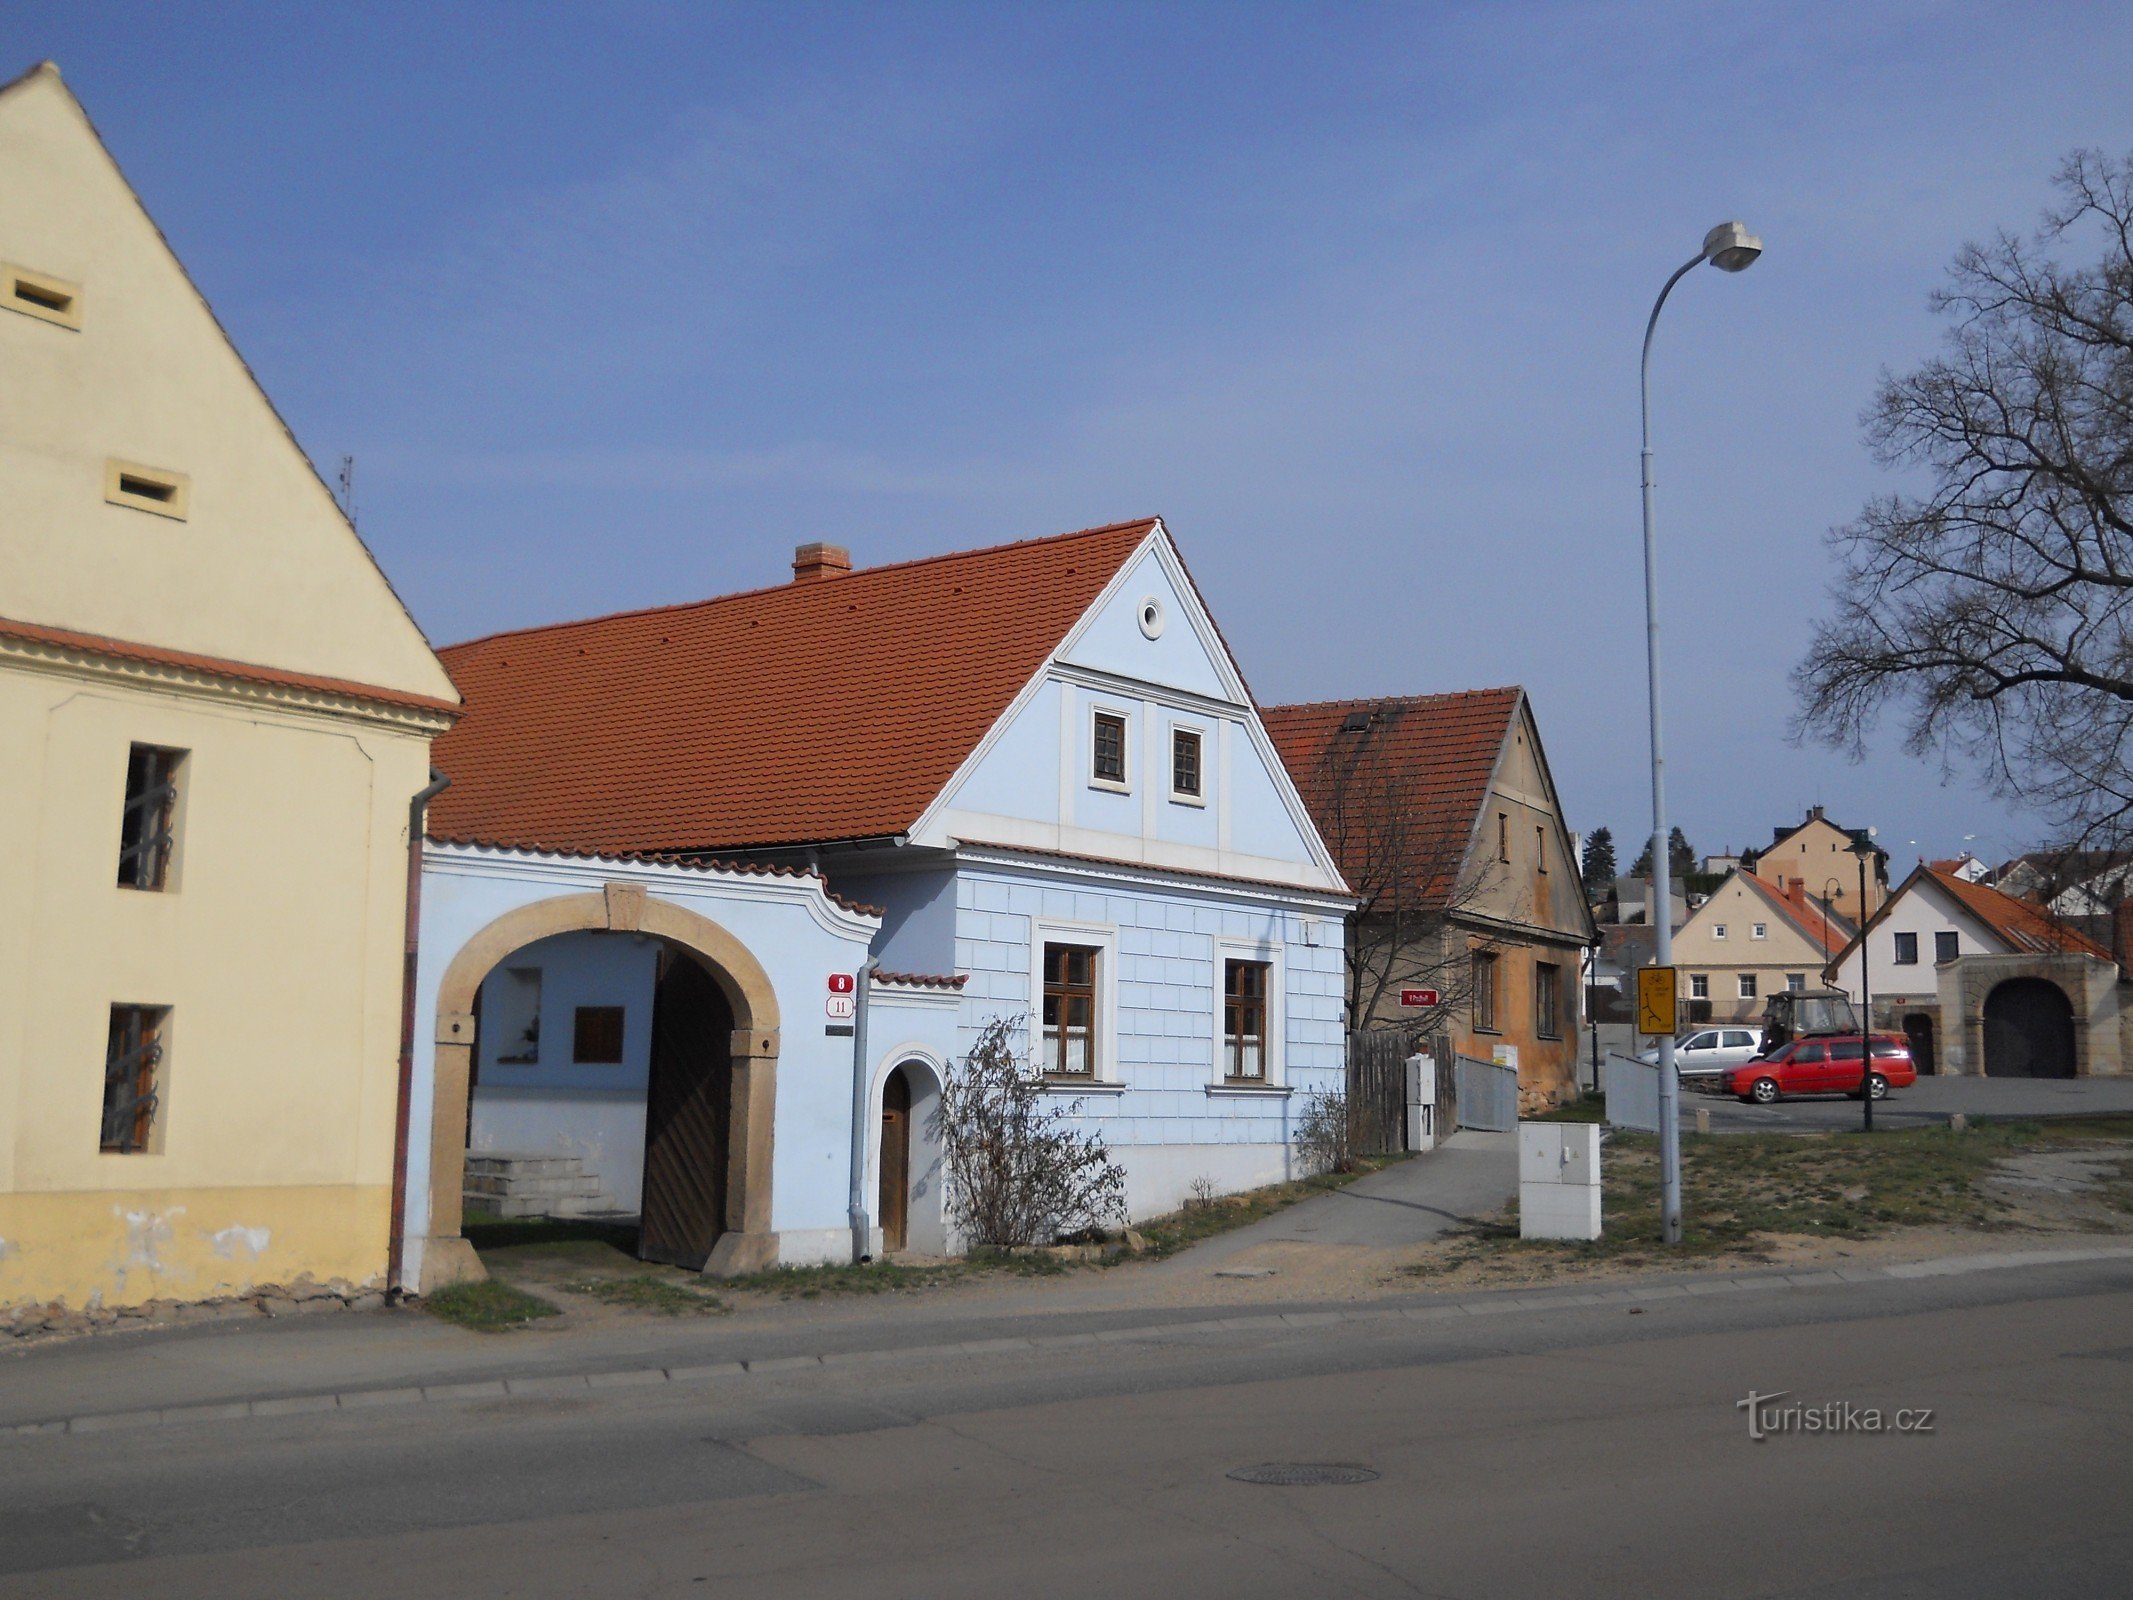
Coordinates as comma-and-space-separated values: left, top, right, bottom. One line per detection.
424, 885, 781, 1289
1982, 978, 2076, 1079
875, 1056, 947, 1256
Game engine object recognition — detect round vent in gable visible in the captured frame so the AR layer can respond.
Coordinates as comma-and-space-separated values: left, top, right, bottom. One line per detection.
1137, 596, 1166, 639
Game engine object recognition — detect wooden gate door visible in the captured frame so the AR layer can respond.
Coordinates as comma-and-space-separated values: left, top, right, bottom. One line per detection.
639, 951, 734, 1269
879, 1068, 911, 1252
1983, 979, 2076, 1078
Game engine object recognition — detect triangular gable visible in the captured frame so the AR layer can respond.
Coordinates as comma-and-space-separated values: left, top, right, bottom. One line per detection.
913, 521, 1345, 890
0, 62, 454, 702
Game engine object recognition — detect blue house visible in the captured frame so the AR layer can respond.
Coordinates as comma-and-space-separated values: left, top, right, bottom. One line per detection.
403, 518, 1350, 1286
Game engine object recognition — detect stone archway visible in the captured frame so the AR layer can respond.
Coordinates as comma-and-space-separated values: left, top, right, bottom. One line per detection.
1982, 977, 2076, 1079
423, 882, 782, 1290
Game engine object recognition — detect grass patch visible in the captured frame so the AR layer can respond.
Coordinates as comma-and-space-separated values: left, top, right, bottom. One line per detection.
560, 1274, 728, 1316
422, 1278, 562, 1333
1130, 1156, 1401, 1259
1409, 1114, 2133, 1277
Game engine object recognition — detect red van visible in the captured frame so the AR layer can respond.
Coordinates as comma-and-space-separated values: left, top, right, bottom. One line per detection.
1726, 1035, 1917, 1105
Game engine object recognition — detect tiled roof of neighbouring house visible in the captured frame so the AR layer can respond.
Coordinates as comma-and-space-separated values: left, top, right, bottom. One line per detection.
1740, 871, 1854, 956
427, 519, 1155, 855
1261, 688, 1523, 909
1928, 866, 2114, 960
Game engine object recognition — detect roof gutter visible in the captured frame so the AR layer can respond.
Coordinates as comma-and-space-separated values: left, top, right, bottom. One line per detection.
387, 767, 451, 1299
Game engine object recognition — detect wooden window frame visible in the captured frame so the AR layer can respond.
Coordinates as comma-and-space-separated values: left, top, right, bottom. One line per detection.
1892, 931, 1919, 966
1090, 707, 1130, 792
1222, 958, 1271, 1081
1472, 950, 1499, 1033
572, 1005, 626, 1065
117, 743, 184, 892
1534, 961, 1563, 1040
102, 1004, 166, 1154
1169, 724, 1205, 805
1934, 930, 1959, 964
1041, 941, 1101, 1079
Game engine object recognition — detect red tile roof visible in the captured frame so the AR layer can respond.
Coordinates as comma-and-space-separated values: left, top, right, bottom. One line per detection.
1928, 867, 2113, 960
1261, 688, 1523, 908
428, 519, 1156, 855
1743, 872, 1853, 955
0, 613, 461, 717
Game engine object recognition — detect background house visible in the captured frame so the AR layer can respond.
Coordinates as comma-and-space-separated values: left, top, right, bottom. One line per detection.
1745, 805, 1889, 923
1826, 864, 2127, 1078
1264, 687, 1595, 1110
1669, 870, 1853, 1024
0, 64, 461, 1313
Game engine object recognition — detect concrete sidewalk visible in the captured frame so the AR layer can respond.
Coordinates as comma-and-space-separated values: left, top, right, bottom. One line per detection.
1160, 1130, 1517, 1272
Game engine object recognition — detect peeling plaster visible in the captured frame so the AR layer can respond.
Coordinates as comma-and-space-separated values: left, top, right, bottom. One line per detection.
210, 1224, 271, 1260
111, 1204, 184, 1294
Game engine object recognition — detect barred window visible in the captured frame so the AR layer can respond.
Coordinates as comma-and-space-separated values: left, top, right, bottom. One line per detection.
1472, 951, 1499, 1031
1535, 962, 1563, 1039
118, 744, 183, 890
102, 1004, 166, 1153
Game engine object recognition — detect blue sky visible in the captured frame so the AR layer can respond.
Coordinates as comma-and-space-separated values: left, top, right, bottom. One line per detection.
22, 2, 2133, 869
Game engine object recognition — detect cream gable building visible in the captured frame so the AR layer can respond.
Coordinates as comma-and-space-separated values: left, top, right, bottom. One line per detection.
0, 63, 459, 1314
1670, 870, 1852, 1025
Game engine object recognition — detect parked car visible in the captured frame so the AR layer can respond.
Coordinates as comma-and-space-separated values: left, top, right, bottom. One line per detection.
1638, 1026, 1765, 1082
1725, 1035, 1917, 1105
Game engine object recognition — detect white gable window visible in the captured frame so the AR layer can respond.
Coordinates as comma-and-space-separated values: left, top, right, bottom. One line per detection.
1090, 706, 1130, 792
1169, 724, 1205, 805
1751, 923, 1767, 939
1712, 924, 1728, 940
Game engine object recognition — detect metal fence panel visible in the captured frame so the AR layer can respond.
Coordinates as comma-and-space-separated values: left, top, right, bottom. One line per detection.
1603, 1052, 1663, 1133
1455, 1054, 1518, 1132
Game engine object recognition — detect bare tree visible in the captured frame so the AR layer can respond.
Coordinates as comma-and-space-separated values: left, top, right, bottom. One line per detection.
1296, 735, 1513, 1044
1794, 148, 2133, 850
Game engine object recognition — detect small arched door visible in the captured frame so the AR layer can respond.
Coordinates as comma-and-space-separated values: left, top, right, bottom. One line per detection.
1982, 979, 2076, 1079
879, 1067, 912, 1252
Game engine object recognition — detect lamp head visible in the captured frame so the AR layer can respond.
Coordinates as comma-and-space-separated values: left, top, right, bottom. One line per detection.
1847, 828, 1879, 859
1702, 220, 1762, 272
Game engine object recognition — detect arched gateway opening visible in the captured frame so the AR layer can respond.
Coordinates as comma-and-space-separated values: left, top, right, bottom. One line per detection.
1982, 978, 2076, 1079
425, 885, 781, 1289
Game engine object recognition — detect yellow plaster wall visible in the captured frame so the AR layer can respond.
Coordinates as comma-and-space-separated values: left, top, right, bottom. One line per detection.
0, 1184, 392, 1308
0, 64, 456, 702
0, 661, 437, 1308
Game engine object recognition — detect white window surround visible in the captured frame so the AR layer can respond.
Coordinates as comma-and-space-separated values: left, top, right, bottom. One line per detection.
1209, 935, 1286, 1090
1751, 923, 1767, 940
1088, 702, 1132, 794
1168, 720, 1208, 807
1713, 924, 1728, 940
1030, 917, 1121, 1088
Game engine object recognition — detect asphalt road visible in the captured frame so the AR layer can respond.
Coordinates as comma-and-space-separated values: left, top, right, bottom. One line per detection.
4, 1256, 2129, 1596
1681, 1071, 2133, 1134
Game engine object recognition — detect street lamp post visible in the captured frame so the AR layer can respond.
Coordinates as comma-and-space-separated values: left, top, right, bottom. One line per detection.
1850, 831, 1878, 1133
1641, 220, 1762, 1245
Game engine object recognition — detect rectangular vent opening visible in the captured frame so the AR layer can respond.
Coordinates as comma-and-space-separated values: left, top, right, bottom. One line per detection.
3, 263, 83, 329
105, 459, 191, 520
14, 278, 71, 313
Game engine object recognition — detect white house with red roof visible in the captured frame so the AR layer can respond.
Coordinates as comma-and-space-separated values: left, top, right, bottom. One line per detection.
1825, 863, 2127, 1079
399, 519, 1351, 1289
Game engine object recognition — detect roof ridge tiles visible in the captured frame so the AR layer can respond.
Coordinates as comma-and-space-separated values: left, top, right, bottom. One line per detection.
1262, 685, 1522, 714
440, 516, 1162, 654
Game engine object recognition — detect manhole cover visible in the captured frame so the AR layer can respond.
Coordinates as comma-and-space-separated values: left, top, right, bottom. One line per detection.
1226, 1463, 1380, 1487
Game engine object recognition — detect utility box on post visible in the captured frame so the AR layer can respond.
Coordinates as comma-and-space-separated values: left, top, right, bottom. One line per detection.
1405, 1053, 1437, 1152
1518, 1122, 1602, 1240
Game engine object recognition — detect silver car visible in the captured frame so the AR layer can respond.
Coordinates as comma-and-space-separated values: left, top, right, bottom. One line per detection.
1639, 1026, 1765, 1083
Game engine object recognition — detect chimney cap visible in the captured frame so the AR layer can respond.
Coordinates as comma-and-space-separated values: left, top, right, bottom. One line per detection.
792, 542, 853, 582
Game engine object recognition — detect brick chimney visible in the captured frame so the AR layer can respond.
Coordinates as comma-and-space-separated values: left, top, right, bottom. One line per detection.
2114, 899, 2133, 976
792, 542, 852, 582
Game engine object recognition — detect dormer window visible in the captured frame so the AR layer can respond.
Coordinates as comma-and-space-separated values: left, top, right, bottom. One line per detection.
1091, 709, 1128, 790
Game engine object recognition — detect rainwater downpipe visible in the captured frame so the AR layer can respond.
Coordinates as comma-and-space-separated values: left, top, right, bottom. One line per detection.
847, 964, 875, 1263
387, 768, 451, 1300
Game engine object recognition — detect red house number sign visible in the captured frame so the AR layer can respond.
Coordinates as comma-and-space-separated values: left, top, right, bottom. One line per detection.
827, 973, 855, 994
1399, 988, 1441, 1008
